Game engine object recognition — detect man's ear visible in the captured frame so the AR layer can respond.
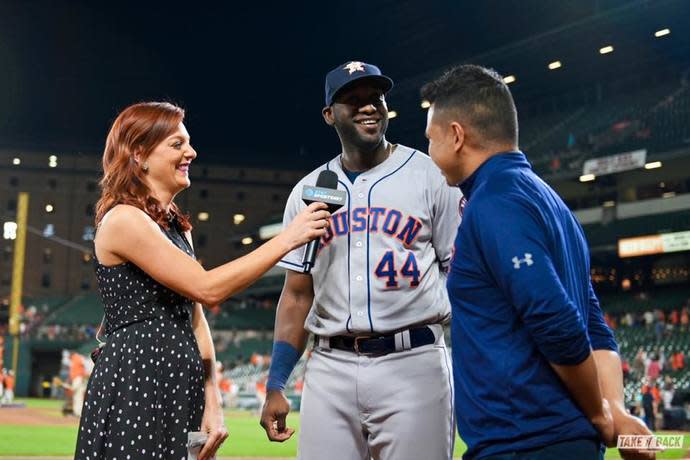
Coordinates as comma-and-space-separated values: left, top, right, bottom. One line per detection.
322, 106, 335, 126
450, 121, 465, 153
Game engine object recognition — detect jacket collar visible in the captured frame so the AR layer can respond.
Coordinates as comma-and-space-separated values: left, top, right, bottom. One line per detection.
459, 151, 529, 200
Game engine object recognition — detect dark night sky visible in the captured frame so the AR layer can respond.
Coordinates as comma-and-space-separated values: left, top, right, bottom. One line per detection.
0, 0, 679, 169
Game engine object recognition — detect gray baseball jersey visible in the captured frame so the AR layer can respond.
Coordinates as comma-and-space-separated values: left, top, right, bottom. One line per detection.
278, 144, 462, 336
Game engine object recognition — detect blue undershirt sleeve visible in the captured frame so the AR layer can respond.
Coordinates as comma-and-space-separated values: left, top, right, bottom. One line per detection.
266, 341, 301, 392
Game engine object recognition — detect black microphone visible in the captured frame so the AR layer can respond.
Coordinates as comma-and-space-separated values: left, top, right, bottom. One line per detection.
301, 170, 346, 273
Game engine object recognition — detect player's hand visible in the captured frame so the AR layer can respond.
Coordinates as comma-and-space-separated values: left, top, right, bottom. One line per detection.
198, 399, 229, 460
591, 398, 616, 447
259, 389, 294, 442
612, 406, 657, 460
280, 202, 330, 251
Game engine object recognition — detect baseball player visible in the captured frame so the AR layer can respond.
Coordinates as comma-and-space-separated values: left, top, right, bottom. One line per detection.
259, 61, 462, 460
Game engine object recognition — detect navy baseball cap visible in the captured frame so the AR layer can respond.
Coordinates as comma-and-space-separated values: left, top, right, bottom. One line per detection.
325, 61, 394, 106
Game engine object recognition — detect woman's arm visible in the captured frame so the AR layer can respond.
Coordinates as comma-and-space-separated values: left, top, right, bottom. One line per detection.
192, 302, 228, 460
95, 203, 329, 306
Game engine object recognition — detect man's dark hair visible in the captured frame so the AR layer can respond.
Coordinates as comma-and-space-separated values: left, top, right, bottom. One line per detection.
420, 64, 518, 145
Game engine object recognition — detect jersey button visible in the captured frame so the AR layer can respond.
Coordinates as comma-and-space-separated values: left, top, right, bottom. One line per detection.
357, 311, 365, 317
355, 275, 363, 281
357, 193, 364, 198
355, 241, 363, 247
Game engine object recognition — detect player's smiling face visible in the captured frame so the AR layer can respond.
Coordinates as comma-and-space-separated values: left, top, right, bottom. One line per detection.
142, 122, 197, 195
426, 105, 464, 186
324, 81, 389, 152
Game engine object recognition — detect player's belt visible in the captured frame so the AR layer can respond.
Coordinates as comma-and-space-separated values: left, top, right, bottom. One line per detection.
322, 326, 436, 356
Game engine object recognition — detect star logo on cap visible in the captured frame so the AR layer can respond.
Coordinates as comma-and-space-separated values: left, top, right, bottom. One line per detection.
344, 61, 365, 75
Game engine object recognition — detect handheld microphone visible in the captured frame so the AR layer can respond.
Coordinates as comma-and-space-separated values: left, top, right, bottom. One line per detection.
301, 170, 345, 273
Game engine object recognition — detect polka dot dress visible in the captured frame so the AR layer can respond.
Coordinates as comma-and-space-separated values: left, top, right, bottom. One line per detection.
75, 220, 205, 460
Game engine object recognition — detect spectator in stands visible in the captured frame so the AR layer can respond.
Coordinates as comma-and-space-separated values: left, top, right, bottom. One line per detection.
294, 377, 304, 395
255, 375, 267, 413
654, 313, 665, 341
641, 383, 656, 431
672, 350, 685, 371
658, 348, 667, 371
644, 310, 655, 328
662, 376, 675, 410
69, 352, 88, 417
1, 370, 15, 404
647, 353, 661, 381
661, 348, 674, 373
250, 352, 265, 368
0, 368, 5, 401
654, 321, 666, 342
632, 349, 646, 379
626, 312, 636, 327
680, 307, 689, 331
655, 309, 665, 324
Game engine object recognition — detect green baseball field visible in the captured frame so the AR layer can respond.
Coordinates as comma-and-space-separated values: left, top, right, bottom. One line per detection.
0, 399, 688, 459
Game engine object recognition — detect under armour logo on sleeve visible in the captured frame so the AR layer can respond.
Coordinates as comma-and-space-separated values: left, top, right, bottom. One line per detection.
512, 253, 533, 269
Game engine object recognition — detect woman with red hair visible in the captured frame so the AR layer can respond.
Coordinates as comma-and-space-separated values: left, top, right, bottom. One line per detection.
74, 102, 329, 460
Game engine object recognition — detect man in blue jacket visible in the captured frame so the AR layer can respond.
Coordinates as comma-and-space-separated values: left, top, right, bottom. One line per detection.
421, 64, 655, 459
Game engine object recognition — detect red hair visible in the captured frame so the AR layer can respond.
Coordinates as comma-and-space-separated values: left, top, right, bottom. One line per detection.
95, 102, 192, 231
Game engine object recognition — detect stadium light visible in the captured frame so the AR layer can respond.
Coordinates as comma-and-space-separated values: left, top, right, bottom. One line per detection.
503, 75, 516, 84
548, 61, 562, 70
233, 213, 245, 225
3, 222, 17, 240
421, 100, 431, 109
579, 174, 596, 182
388, 110, 398, 119
259, 222, 282, 240
654, 28, 670, 38
197, 211, 209, 221
43, 224, 54, 237
599, 45, 614, 55
12, 157, 20, 165
603, 201, 616, 207
49, 155, 58, 168
644, 161, 662, 169
241, 236, 253, 245
45, 204, 54, 213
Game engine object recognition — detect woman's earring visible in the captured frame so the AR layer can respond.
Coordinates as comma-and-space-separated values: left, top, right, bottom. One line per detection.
142, 162, 149, 172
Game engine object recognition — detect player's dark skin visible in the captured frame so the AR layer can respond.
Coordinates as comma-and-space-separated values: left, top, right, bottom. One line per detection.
322, 80, 392, 172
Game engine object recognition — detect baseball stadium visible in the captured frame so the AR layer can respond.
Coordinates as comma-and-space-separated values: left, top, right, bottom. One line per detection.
1, 1, 690, 459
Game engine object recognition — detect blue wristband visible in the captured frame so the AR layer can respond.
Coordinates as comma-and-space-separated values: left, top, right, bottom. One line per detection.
267, 341, 301, 391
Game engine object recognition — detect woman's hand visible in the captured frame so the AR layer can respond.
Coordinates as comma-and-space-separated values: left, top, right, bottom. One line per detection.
279, 202, 331, 251
198, 395, 228, 460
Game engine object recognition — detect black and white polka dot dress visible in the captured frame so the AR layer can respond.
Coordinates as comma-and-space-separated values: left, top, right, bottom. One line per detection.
75, 220, 205, 460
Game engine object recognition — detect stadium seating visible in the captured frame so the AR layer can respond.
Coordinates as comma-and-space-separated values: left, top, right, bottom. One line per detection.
215, 338, 273, 365
599, 285, 690, 314
44, 294, 103, 326
614, 325, 690, 404
523, 80, 690, 174
209, 307, 275, 330
583, 210, 690, 248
